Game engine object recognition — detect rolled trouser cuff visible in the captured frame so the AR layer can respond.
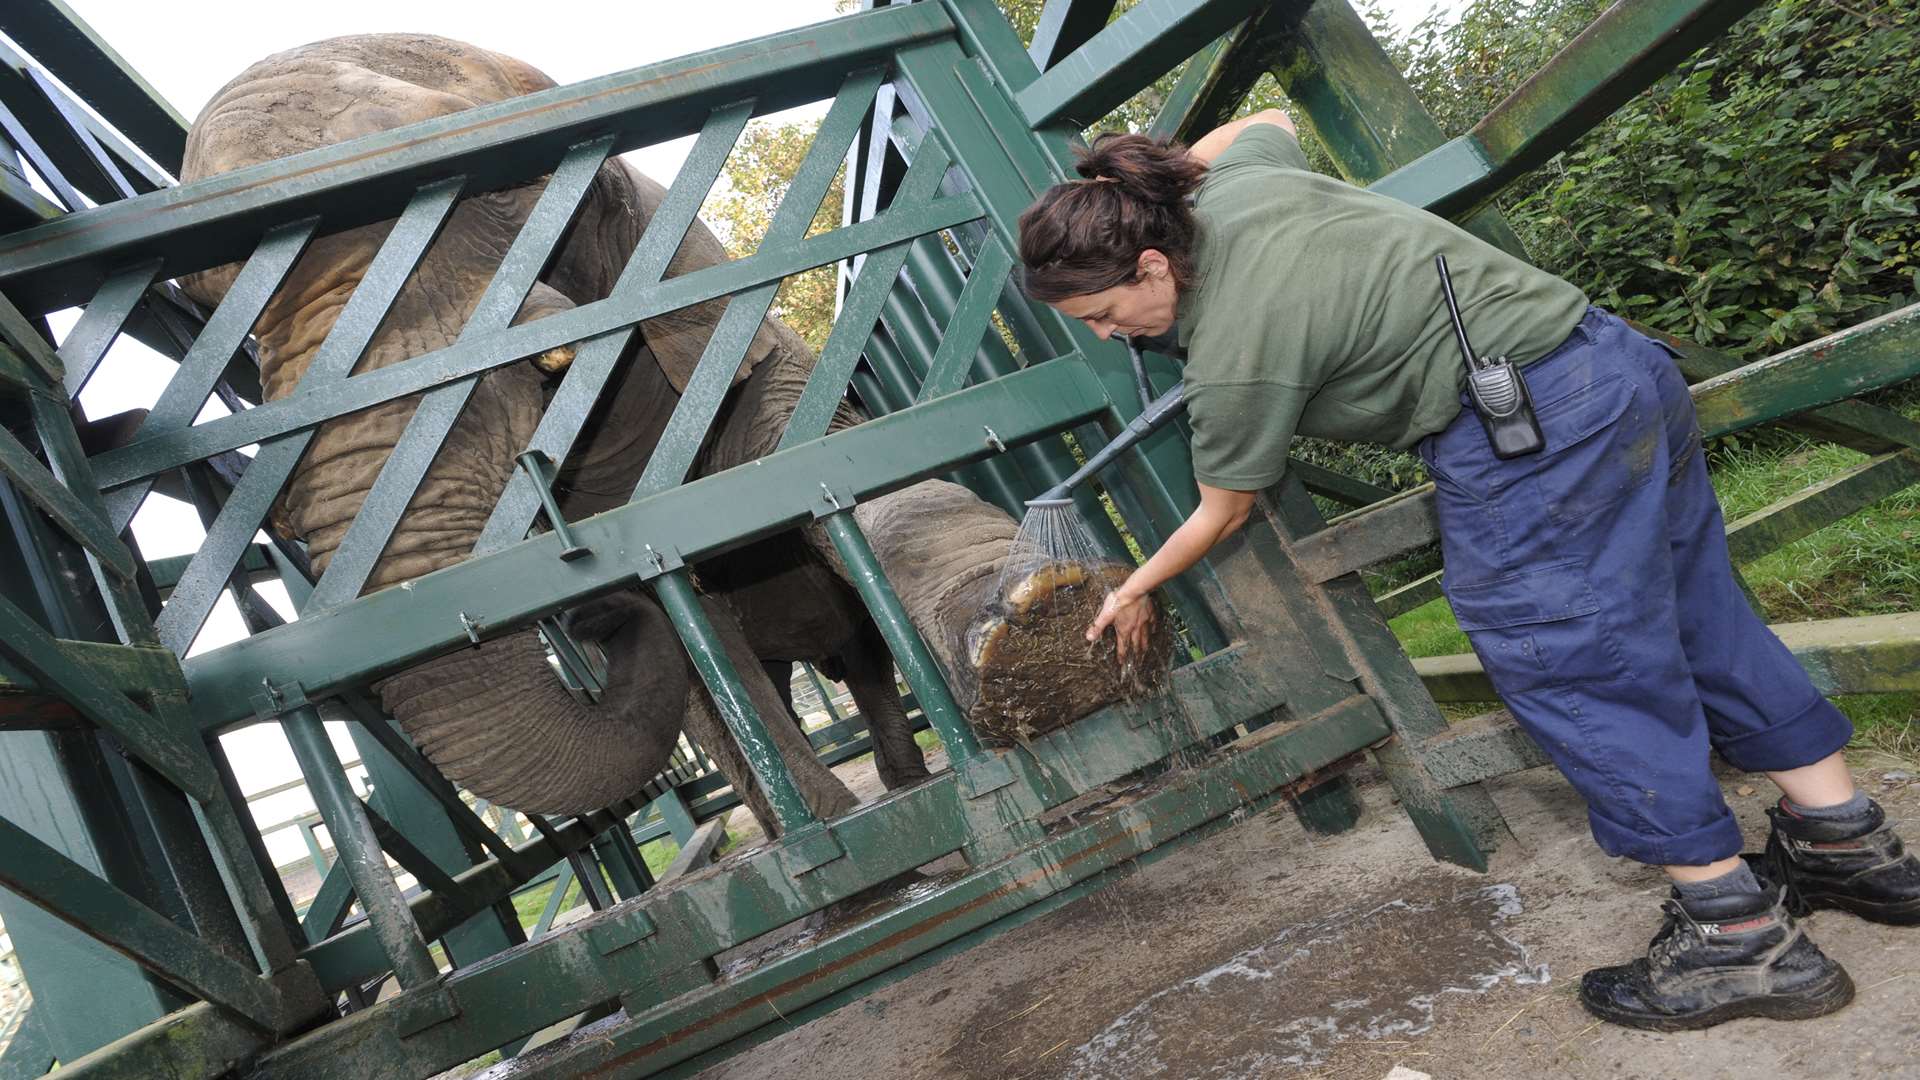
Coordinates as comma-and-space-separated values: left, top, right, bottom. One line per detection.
1589, 805, 1746, 867
1714, 695, 1855, 773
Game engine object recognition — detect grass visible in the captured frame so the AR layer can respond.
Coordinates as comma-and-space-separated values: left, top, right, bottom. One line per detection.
1384, 394, 1920, 759
507, 835, 684, 933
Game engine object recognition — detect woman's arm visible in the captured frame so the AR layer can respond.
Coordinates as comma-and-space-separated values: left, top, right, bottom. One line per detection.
1087, 482, 1260, 660
1187, 109, 1297, 165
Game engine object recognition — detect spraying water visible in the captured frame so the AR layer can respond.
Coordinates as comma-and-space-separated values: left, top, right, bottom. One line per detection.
962, 374, 1190, 744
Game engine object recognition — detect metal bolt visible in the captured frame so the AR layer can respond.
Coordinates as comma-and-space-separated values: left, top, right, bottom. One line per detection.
261, 677, 283, 709
819, 482, 842, 510
983, 426, 1006, 453
645, 545, 666, 573
459, 611, 482, 646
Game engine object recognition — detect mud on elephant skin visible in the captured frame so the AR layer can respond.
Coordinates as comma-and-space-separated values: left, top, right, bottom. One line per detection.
179, 33, 1168, 828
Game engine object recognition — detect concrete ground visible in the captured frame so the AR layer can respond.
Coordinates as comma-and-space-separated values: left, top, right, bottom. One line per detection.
695, 750, 1920, 1080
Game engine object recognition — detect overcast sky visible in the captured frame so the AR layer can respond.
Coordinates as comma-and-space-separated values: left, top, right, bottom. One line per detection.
31, 0, 1460, 854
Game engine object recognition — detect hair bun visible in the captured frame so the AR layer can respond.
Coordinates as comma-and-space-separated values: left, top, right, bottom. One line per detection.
1072, 132, 1205, 206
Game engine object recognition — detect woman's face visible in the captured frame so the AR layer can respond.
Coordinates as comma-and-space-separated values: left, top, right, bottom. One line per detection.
1049, 249, 1179, 341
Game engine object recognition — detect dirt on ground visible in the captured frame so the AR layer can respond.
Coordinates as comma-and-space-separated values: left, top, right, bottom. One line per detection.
695, 750, 1920, 1080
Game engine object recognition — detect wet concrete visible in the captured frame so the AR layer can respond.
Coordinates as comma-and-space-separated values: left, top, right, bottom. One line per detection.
694, 753, 1920, 1080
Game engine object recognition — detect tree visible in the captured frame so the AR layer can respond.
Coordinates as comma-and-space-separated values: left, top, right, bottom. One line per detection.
706, 120, 847, 351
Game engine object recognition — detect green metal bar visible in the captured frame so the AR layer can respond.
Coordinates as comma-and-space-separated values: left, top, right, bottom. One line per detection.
1028, 0, 1119, 71
781, 139, 953, 448
0, 55, 96, 210
280, 702, 441, 990
0, 814, 279, 1029
1370, 0, 1764, 220
183, 358, 1108, 733
1146, 32, 1236, 142
475, 100, 753, 555
300, 863, 352, 945
631, 65, 887, 500
21, 60, 138, 201
0, 1005, 53, 1080
1269, 0, 1528, 256
652, 789, 699, 846
531, 861, 577, 938
390, 699, 1381, 1079
91, 189, 987, 491
0, 594, 214, 799
0, 2, 958, 315
915, 241, 1013, 402
152, 177, 465, 654
803, 664, 844, 724
298, 820, 330, 877
0, 35, 170, 199
653, 569, 817, 832
101, 219, 316, 532
342, 703, 535, 875
305, 139, 613, 609
1015, 0, 1267, 129
0, 292, 62, 396
0, 421, 136, 582
55, 258, 155, 397
361, 800, 463, 900
819, 510, 980, 763
593, 823, 652, 902
0, 0, 189, 174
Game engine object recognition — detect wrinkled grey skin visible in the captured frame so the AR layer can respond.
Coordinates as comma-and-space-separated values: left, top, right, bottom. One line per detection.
179, 34, 1059, 832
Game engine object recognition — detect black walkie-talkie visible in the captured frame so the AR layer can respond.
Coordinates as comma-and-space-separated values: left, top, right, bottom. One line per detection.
1434, 254, 1544, 459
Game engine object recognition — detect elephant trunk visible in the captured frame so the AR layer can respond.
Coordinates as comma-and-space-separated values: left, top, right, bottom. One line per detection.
378, 596, 686, 815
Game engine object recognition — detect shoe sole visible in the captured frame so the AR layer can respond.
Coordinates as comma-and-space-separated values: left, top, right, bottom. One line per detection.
1801, 891, 1920, 927
1579, 968, 1856, 1033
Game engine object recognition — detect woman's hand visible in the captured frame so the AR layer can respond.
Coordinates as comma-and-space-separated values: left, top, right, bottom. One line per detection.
1084, 483, 1257, 666
1087, 586, 1154, 663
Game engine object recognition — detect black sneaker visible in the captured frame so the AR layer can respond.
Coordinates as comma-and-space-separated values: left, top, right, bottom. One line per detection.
1578, 884, 1854, 1031
1759, 798, 1920, 926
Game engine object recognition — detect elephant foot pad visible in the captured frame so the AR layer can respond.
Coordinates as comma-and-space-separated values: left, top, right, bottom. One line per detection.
965, 561, 1172, 745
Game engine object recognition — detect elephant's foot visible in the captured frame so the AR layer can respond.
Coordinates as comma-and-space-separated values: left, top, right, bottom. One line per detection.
531, 342, 577, 374
964, 560, 1173, 744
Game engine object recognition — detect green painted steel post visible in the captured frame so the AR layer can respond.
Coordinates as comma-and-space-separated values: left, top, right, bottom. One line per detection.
802, 663, 844, 724
652, 568, 818, 832
280, 702, 440, 989
1267, 0, 1528, 257
818, 508, 980, 764
652, 789, 699, 846
297, 819, 330, 877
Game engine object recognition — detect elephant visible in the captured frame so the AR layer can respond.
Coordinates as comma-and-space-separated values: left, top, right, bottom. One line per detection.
178, 33, 1158, 835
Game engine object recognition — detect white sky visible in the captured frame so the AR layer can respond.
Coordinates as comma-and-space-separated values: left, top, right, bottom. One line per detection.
27, 0, 1457, 866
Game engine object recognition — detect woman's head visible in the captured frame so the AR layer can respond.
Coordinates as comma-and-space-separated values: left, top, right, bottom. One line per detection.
1017, 132, 1206, 340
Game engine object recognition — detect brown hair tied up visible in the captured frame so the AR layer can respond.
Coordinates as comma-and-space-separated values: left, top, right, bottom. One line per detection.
1017, 132, 1207, 304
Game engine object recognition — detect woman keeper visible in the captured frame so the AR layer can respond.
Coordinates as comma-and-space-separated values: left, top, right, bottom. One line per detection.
1015, 110, 1920, 1031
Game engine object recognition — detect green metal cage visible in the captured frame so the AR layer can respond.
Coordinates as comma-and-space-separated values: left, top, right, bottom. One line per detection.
0, 1, 1914, 1076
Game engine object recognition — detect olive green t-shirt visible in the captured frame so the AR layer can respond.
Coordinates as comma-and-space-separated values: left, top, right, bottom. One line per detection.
1177, 125, 1589, 490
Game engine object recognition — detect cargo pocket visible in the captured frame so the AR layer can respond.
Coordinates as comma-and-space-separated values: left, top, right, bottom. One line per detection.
1531, 372, 1656, 524
1445, 560, 1629, 692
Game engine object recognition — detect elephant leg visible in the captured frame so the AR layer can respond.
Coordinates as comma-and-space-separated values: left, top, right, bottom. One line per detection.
682, 594, 859, 839
840, 619, 932, 790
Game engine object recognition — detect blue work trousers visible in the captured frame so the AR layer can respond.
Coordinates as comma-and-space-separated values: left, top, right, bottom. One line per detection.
1417, 307, 1853, 867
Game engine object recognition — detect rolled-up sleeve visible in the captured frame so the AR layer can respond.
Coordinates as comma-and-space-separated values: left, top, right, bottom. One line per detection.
1185, 379, 1313, 491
